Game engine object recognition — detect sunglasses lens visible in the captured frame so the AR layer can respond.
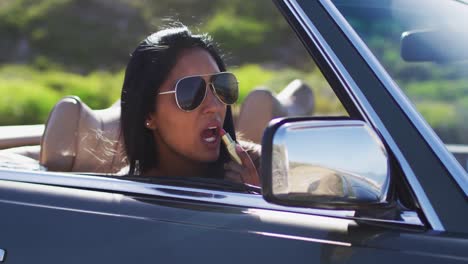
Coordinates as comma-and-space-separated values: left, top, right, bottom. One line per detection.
176, 76, 206, 111
212, 73, 239, 105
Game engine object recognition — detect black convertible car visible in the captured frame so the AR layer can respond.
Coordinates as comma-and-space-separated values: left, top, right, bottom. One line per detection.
0, 0, 467, 263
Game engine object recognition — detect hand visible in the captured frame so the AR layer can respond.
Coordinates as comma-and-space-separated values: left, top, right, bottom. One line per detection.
224, 144, 261, 186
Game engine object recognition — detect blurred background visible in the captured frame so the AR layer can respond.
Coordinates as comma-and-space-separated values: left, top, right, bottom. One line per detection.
1, 0, 467, 150
0, 0, 343, 127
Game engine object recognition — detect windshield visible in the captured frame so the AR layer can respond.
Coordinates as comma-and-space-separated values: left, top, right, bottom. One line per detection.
333, 0, 468, 170
0, 0, 347, 192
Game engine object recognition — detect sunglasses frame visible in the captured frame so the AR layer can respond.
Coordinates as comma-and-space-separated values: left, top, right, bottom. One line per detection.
158, 72, 239, 112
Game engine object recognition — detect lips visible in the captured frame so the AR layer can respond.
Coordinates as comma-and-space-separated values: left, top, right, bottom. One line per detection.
201, 126, 219, 143
200, 121, 222, 147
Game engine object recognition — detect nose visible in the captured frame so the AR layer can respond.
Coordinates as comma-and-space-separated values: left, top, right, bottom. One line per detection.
202, 83, 225, 114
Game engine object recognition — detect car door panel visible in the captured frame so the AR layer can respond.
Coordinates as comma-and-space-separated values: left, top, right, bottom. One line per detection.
1, 179, 467, 263
0, 180, 344, 263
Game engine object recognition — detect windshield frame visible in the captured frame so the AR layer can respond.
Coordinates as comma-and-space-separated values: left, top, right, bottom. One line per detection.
277, 0, 468, 232
322, 0, 468, 197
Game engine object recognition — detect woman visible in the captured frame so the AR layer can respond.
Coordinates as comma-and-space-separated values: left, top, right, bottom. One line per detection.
120, 25, 260, 187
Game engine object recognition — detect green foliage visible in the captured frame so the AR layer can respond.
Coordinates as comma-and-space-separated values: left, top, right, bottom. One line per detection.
36, 70, 122, 108
0, 79, 60, 125
1, 0, 467, 144
415, 102, 456, 128
0, 0, 307, 71
0, 0, 148, 71
344, 9, 468, 144
0, 0, 70, 29
0, 65, 122, 125
205, 13, 269, 57
405, 80, 468, 102
231, 64, 346, 115
267, 68, 345, 115
0, 64, 347, 125
230, 64, 275, 103
411, 95, 468, 144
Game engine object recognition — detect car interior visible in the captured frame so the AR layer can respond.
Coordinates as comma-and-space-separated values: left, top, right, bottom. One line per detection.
0, 79, 316, 176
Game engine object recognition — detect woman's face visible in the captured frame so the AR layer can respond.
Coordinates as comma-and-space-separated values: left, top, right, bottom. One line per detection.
147, 47, 226, 163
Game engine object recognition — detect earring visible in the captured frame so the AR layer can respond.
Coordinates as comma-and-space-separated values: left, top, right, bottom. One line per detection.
146, 122, 150, 128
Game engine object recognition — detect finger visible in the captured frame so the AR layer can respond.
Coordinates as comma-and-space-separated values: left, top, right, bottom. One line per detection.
235, 145, 257, 175
235, 145, 260, 186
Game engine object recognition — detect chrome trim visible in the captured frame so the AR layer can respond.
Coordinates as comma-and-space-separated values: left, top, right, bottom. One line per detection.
283, 0, 444, 230
0, 168, 423, 226
400, 211, 424, 226
250, 231, 352, 247
284, 3, 369, 124
0, 167, 352, 217
0, 248, 4, 262
272, 120, 390, 204
319, 0, 468, 196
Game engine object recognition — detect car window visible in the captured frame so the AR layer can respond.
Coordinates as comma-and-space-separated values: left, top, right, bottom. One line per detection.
332, 0, 468, 171
0, 0, 346, 124
0, 0, 346, 186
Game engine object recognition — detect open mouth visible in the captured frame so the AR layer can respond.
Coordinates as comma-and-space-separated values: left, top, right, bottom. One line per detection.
201, 126, 219, 143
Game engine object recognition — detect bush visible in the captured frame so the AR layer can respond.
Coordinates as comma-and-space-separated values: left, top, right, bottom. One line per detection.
405, 80, 468, 102
205, 13, 270, 62
0, 79, 60, 125
0, 0, 147, 71
0, 63, 347, 125
37, 70, 122, 109
231, 64, 346, 115
0, 65, 122, 125
230, 64, 275, 103
416, 101, 456, 128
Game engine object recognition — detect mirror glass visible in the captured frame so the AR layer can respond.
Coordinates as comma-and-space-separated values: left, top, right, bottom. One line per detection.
271, 120, 389, 206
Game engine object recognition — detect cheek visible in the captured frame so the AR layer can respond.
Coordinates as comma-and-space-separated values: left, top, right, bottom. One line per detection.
160, 114, 193, 135
155, 103, 198, 145
155, 96, 186, 129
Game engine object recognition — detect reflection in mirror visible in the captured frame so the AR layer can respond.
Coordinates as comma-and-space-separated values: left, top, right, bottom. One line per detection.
271, 119, 389, 207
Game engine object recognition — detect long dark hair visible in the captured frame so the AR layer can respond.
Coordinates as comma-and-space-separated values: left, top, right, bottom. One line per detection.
120, 25, 236, 176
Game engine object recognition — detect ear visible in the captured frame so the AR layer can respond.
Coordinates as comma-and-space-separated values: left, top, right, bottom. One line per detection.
145, 113, 157, 130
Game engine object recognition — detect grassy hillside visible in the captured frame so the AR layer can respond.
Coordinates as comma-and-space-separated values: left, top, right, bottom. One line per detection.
0, 64, 344, 125
1, 0, 467, 144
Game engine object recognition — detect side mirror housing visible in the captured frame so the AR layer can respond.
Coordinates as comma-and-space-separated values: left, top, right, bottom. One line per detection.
261, 117, 390, 210
401, 29, 468, 63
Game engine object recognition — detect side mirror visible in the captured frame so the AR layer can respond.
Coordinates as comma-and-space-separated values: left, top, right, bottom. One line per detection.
261, 118, 390, 209
401, 29, 468, 63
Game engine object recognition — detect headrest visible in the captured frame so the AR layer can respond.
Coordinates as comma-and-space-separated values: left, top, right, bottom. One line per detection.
40, 96, 127, 173
236, 79, 314, 143
276, 79, 315, 116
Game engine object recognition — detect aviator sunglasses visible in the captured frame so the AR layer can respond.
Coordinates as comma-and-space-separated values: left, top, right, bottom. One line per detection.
158, 72, 239, 112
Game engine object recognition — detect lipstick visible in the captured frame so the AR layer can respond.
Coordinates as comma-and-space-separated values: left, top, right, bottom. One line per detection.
220, 128, 242, 165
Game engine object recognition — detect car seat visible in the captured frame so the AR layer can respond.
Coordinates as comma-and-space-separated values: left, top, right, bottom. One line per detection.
39, 96, 127, 173
39, 80, 313, 173
236, 79, 315, 143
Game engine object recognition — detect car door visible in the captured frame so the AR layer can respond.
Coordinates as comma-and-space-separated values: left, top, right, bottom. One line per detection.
1, 170, 466, 264
0, 170, 408, 264
263, 0, 468, 262
0, 171, 348, 263
0, 0, 467, 263
0, 168, 466, 263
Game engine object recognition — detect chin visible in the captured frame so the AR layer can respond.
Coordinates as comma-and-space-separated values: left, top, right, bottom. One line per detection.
198, 152, 220, 163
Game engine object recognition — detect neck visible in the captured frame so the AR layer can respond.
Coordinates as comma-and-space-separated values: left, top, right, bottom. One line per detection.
153, 155, 209, 177
143, 136, 211, 178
